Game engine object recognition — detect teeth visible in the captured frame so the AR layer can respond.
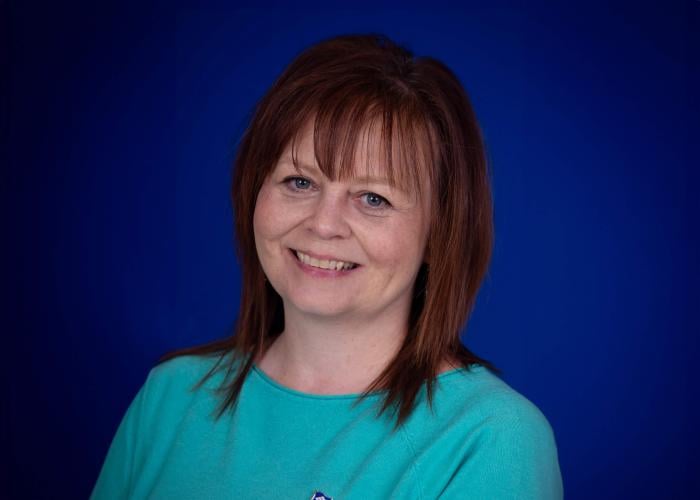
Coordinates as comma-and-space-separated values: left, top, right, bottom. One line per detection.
295, 250, 356, 271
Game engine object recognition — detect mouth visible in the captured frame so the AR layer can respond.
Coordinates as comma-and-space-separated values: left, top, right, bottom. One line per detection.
289, 248, 360, 273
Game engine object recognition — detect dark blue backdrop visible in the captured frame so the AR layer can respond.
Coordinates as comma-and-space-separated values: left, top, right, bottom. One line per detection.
4, 1, 698, 498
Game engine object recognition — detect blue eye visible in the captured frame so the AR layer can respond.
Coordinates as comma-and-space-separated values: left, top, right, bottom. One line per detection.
284, 176, 312, 191
362, 192, 391, 210
294, 178, 310, 189
282, 176, 391, 211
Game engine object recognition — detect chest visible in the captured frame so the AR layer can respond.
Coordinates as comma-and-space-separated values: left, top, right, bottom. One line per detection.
134, 399, 425, 499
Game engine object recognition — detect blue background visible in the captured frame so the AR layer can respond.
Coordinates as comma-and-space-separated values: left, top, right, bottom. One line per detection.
4, 1, 698, 498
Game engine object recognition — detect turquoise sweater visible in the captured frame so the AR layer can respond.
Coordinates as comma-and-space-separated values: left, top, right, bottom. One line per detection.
91, 354, 563, 499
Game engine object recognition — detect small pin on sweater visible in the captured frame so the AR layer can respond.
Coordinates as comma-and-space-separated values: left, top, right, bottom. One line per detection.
310, 491, 333, 500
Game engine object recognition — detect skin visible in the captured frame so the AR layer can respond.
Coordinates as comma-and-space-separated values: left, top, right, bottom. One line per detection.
252, 118, 456, 395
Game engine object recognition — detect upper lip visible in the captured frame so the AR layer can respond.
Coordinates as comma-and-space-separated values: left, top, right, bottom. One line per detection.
291, 248, 359, 265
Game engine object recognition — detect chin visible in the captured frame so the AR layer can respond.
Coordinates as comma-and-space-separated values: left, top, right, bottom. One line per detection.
287, 296, 352, 317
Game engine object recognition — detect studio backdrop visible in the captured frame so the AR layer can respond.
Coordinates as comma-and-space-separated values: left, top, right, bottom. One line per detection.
4, 1, 698, 498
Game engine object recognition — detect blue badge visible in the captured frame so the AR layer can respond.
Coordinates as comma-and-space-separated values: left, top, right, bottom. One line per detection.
310, 491, 333, 500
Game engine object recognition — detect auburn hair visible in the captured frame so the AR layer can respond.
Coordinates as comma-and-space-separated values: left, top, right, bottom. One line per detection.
159, 33, 499, 431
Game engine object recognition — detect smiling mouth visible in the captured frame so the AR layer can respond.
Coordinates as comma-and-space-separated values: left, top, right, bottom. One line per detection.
290, 248, 359, 271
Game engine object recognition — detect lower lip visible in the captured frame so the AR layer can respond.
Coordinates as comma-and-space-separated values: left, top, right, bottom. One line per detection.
288, 248, 361, 278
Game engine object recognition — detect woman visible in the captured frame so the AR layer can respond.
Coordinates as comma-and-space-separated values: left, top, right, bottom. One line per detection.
92, 33, 563, 499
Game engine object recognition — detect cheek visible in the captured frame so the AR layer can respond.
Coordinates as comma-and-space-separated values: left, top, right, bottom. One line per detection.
365, 221, 427, 268
252, 192, 267, 240
254, 188, 281, 236
253, 188, 302, 242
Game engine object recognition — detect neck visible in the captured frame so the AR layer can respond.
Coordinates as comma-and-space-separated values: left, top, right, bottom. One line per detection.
255, 302, 410, 395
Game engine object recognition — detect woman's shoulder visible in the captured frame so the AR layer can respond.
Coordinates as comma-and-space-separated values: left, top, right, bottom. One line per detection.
446, 364, 550, 414
150, 352, 226, 380
426, 364, 558, 449
144, 352, 240, 395
413, 366, 563, 498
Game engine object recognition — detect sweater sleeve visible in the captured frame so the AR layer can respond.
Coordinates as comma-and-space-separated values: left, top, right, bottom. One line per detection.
440, 400, 564, 500
90, 373, 151, 500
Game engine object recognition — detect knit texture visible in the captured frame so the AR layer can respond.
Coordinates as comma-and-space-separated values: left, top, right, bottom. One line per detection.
91, 354, 563, 499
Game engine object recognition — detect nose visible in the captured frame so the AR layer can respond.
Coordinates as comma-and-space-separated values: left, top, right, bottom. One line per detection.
304, 189, 352, 239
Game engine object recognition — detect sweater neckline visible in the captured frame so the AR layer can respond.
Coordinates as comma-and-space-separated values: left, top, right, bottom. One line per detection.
250, 362, 476, 401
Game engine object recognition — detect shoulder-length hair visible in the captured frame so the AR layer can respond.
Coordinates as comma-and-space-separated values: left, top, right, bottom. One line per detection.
159, 33, 499, 431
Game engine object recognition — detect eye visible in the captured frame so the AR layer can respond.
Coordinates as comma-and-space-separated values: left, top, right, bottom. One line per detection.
361, 192, 392, 210
282, 176, 392, 211
283, 176, 313, 191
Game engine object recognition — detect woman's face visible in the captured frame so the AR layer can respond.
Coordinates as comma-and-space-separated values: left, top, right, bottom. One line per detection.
253, 119, 432, 323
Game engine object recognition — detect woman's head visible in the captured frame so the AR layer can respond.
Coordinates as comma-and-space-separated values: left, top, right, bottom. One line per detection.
252, 114, 434, 326
164, 33, 497, 429
234, 32, 492, 342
